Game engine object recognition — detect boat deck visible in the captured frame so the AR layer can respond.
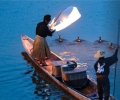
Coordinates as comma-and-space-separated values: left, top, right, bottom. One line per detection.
49, 39, 118, 80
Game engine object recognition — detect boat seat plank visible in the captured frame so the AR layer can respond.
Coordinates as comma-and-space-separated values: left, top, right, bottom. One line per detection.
52, 60, 67, 66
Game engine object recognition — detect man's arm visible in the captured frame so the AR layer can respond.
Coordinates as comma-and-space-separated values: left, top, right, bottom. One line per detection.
107, 47, 118, 66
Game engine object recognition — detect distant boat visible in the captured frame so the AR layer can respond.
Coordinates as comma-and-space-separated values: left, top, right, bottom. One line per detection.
21, 34, 116, 100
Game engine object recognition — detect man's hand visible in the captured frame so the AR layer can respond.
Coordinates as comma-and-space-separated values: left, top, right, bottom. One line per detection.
50, 29, 56, 33
52, 29, 56, 33
52, 22, 56, 26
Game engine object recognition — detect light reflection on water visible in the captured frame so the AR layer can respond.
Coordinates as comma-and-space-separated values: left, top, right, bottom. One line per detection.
59, 51, 78, 61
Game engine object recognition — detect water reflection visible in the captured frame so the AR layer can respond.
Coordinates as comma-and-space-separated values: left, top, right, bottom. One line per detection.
24, 70, 33, 74
31, 71, 51, 99
21, 52, 70, 100
31, 71, 70, 100
73, 37, 86, 43
49, 36, 69, 47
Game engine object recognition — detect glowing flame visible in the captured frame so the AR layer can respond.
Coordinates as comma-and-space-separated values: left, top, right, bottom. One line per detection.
49, 6, 81, 31
62, 17, 67, 22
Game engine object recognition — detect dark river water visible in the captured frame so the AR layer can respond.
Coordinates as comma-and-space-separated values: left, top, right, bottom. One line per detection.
0, 1, 120, 100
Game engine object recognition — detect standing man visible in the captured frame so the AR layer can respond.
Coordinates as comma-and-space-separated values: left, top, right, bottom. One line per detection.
94, 47, 118, 100
31, 14, 55, 66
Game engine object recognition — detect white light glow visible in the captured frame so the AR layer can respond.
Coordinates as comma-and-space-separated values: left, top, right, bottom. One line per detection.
49, 6, 81, 31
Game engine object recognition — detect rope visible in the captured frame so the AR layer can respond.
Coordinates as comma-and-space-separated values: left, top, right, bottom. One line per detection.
113, 19, 120, 96
80, 42, 95, 78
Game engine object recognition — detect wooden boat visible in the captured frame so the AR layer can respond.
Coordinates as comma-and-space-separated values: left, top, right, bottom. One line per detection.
21, 34, 116, 100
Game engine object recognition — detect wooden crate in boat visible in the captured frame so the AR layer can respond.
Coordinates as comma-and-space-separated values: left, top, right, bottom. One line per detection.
52, 61, 66, 76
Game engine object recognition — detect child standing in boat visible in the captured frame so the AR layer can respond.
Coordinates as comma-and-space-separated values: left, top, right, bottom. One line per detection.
31, 14, 55, 66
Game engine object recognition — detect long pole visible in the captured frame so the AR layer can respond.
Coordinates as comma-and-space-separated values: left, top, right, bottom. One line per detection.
113, 19, 120, 96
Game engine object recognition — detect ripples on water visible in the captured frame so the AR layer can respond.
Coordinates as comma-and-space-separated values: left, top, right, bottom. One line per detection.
1, 1, 120, 99
21, 52, 71, 100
